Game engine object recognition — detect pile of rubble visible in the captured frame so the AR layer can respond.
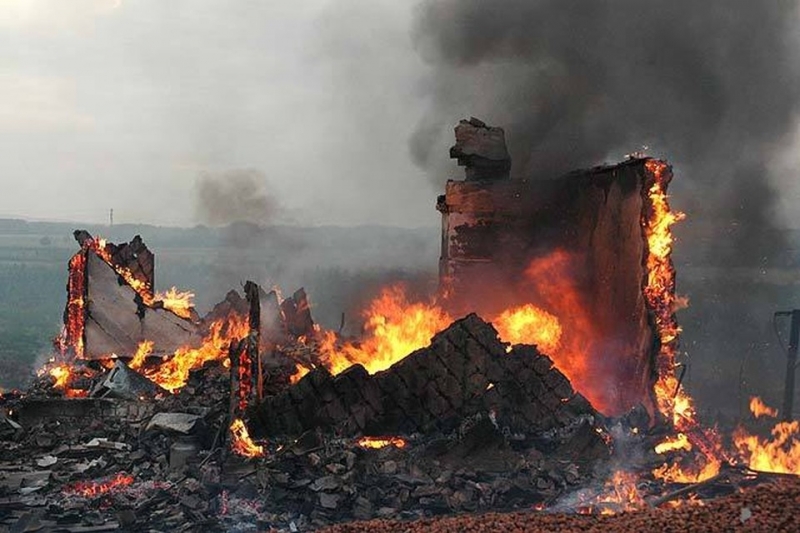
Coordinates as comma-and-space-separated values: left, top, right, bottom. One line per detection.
0, 314, 616, 531
3, 220, 798, 531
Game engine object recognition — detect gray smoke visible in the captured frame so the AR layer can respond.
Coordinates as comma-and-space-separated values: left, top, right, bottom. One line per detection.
411, 1, 800, 257
196, 168, 277, 227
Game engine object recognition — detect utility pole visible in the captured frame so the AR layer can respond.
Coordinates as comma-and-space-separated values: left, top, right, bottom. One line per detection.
109, 208, 114, 227
775, 309, 800, 420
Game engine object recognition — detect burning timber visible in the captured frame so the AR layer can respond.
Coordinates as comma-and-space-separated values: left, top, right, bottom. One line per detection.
60, 231, 201, 360
1, 120, 799, 531
439, 119, 664, 418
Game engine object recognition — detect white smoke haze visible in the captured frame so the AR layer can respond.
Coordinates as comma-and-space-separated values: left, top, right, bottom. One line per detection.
0, 0, 436, 229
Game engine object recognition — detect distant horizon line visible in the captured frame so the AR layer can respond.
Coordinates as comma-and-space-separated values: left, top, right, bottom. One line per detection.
0, 215, 440, 232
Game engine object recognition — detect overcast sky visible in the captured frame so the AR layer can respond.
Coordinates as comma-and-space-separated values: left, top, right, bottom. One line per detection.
0, 0, 447, 227
2, 1, 800, 229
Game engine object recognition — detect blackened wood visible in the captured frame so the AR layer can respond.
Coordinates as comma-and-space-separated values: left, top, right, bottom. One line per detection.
244, 281, 262, 404
281, 288, 315, 338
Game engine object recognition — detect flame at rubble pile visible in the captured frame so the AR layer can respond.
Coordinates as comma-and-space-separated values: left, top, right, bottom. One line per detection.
63, 472, 134, 497
493, 304, 562, 355
319, 285, 454, 375
579, 471, 645, 515
230, 418, 265, 458
316, 285, 572, 379
652, 456, 721, 484
733, 397, 800, 475
289, 364, 311, 384
356, 436, 407, 449
144, 315, 249, 392
128, 340, 154, 371
39, 362, 89, 398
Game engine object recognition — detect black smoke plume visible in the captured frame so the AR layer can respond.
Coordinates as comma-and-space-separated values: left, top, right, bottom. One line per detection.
411, 1, 800, 259
410, 1, 800, 416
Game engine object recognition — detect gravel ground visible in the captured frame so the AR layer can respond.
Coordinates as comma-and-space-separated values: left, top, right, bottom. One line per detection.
319, 477, 800, 533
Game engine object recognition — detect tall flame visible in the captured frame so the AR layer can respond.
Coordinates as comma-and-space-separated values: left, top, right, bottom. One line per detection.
642, 160, 689, 427
56, 252, 87, 358
644, 160, 725, 484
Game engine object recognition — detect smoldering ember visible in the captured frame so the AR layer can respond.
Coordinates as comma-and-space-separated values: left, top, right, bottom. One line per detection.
1, 120, 799, 533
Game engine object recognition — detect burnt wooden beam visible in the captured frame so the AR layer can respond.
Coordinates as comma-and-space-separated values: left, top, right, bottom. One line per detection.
280, 288, 315, 338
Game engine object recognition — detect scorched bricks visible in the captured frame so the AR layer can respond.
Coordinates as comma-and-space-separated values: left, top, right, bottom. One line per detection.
251, 314, 597, 438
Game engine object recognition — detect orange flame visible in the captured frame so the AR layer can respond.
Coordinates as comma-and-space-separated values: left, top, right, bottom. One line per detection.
654, 432, 692, 454
749, 396, 778, 419
518, 250, 612, 411
154, 287, 195, 319
89, 238, 195, 319
48, 363, 72, 389
290, 364, 311, 384
580, 471, 644, 514
733, 397, 800, 474
230, 418, 265, 458
734, 421, 800, 474
128, 340, 154, 371
356, 436, 407, 449
319, 285, 453, 376
643, 160, 728, 484
40, 362, 89, 398
492, 304, 562, 355
56, 252, 87, 358
642, 160, 690, 428
652, 459, 721, 484
63, 473, 134, 497
144, 314, 249, 392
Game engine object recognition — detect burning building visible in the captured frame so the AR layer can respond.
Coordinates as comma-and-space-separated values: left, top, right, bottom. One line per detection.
438, 117, 667, 417
1, 119, 799, 531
